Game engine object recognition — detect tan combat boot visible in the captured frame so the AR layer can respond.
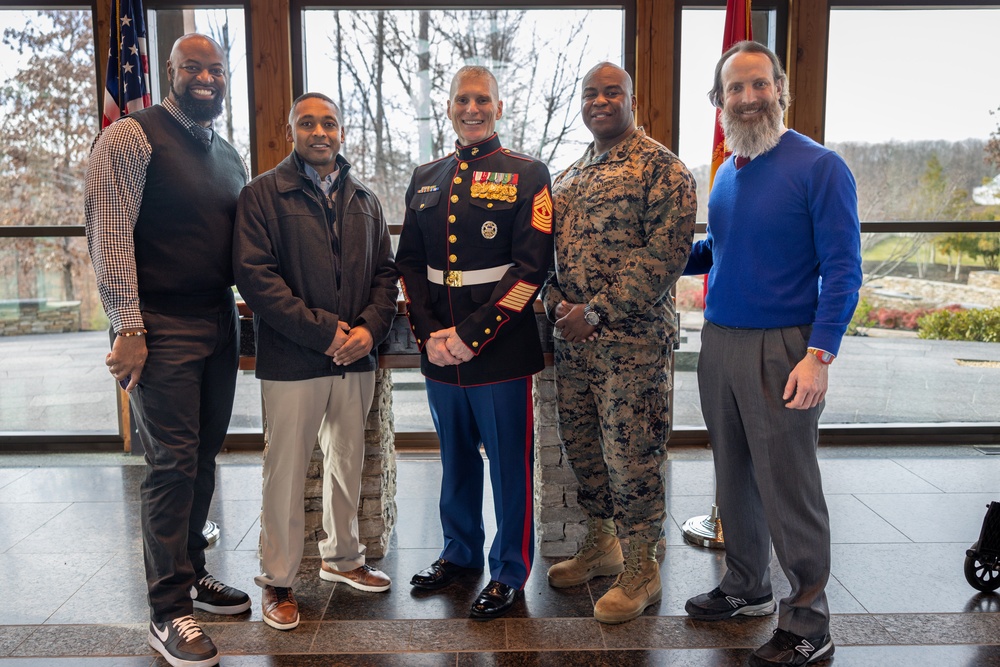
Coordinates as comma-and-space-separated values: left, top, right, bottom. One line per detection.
593, 541, 661, 624
547, 517, 624, 588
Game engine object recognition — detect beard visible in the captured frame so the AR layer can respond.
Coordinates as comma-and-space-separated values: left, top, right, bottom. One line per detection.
721, 98, 784, 157
172, 82, 225, 123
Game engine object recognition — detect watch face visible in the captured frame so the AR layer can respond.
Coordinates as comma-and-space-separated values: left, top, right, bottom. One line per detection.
584, 310, 600, 326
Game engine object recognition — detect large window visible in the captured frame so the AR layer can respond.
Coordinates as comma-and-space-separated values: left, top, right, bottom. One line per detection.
0, 8, 118, 435
822, 6, 1000, 427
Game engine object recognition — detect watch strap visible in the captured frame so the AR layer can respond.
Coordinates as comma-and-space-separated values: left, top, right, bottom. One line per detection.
807, 347, 834, 364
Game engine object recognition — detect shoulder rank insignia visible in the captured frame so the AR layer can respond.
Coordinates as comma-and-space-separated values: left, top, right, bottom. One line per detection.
417, 185, 439, 194
531, 186, 553, 234
472, 171, 519, 203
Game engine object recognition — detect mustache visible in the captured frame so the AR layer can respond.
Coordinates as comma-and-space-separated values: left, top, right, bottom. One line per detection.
733, 102, 767, 114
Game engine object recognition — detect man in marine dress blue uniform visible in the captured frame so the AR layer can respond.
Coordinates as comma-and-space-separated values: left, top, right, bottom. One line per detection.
396, 65, 553, 620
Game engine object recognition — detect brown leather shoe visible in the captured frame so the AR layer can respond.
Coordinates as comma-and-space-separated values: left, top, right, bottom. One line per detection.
319, 562, 391, 592
262, 585, 299, 631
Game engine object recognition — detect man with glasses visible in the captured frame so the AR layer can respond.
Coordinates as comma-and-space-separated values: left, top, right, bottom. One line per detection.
86, 33, 249, 667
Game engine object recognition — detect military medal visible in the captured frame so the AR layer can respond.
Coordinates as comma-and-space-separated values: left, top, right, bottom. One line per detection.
481, 221, 498, 239
472, 171, 519, 201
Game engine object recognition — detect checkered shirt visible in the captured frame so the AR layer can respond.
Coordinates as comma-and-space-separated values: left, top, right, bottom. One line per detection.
84, 98, 242, 333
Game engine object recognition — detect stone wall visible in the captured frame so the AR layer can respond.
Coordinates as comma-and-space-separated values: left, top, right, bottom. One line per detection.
862, 275, 1000, 309
533, 366, 587, 558
302, 369, 397, 560
0, 300, 81, 336
969, 271, 1000, 292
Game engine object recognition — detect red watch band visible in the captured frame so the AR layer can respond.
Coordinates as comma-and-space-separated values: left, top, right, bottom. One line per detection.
807, 347, 834, 364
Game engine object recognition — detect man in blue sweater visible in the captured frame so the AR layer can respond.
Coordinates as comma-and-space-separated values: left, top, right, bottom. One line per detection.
683, 41, 862, 667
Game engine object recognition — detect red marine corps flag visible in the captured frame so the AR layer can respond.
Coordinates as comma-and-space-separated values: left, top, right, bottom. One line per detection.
709, 0, 753, 188
683, 0, 754, 549
102, 0, 151, 127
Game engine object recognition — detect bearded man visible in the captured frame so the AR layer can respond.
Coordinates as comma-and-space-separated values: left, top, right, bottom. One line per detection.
86, 33, 249, 667
681, 41, 862, 667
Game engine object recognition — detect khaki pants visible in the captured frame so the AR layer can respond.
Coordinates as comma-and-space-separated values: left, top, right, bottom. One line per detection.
255, 372, 376, 589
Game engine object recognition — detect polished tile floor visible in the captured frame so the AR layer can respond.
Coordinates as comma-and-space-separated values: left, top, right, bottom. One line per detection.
2, 445, 1000, 665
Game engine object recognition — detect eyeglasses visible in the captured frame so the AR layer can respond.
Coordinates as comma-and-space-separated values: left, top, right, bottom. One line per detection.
178, 64, 226, 78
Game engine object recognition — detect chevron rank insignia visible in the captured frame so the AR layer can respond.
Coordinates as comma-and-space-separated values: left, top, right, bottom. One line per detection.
531, 186, 552, 234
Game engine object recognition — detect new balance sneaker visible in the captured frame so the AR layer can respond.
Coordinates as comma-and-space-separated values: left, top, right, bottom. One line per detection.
148, 615, 219, 667
190, 574, 251, 614
749, 628, 835, 666
684, 586, 776, 621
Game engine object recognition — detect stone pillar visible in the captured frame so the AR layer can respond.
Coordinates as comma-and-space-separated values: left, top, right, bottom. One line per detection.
533, 365, 587, 558
303, 369, 397, 559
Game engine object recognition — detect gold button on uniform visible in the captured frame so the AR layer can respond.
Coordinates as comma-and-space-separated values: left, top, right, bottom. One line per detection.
460, 162, 469, 170
453, 176, 462, 185
484, 328, 491, 334
472, 342, 479, 348
448, 215, 456, 223
496, 316, 502, 321
449, 254, 457, 262
449, 235, 457, 243
487, 203, 493, 208
450, 195, 459, 203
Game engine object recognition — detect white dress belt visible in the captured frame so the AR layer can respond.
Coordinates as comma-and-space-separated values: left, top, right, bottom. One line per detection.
426, 264, 513, 287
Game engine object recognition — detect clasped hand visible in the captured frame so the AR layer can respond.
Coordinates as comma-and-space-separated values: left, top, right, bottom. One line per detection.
426, 326, 473, 366
553, 300, 599, 343
326, 321, 374, 365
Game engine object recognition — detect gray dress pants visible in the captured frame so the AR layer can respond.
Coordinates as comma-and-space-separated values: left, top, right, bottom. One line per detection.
697, 321, 831, 637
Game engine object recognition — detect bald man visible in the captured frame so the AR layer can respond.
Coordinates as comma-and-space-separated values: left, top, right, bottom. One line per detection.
86, 33, 250, 667
541, 62, 696, 624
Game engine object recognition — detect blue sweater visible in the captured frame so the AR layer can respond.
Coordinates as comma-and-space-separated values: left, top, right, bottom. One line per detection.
685, 130, 862, 356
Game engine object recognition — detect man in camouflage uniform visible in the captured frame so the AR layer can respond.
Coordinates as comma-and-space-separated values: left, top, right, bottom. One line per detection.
541, 62, 696, 624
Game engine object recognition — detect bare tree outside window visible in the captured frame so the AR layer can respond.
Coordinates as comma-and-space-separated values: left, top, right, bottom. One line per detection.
303, 8, 624, 223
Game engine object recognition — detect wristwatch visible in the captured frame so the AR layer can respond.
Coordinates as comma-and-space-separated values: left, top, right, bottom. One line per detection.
583, 304, 601, 327
807, 347, 835, 364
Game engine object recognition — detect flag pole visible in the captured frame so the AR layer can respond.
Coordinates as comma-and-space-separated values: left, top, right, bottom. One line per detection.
681, 0, 753, 551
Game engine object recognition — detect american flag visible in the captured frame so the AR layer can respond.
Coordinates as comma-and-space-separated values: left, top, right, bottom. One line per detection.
102, 0, 151, 127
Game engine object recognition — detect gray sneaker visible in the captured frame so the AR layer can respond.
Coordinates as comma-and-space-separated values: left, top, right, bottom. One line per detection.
148, 615, 219, 667
685, 586, 776, 621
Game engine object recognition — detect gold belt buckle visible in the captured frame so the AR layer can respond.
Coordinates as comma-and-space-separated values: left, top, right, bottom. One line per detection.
444, 270, 463, 287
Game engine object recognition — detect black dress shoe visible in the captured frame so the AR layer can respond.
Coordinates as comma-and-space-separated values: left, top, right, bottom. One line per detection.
410, 558, 482, 590
470, 580, 518, 620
